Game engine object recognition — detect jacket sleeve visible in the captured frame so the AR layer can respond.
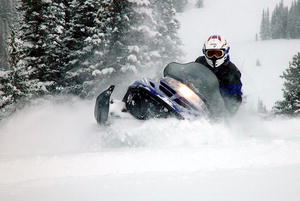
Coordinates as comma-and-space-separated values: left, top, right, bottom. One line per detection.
220, 64, 243, 99
219, 65, 243, 114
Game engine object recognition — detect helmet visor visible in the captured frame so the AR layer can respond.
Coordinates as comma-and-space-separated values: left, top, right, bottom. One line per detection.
205, 49, 224, 58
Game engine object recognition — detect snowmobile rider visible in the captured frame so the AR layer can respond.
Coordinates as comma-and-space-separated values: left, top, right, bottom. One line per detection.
195, 35, 243, 114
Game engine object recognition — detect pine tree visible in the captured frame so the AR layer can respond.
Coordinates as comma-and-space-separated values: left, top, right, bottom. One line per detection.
63, 0, 110, 96
273, 52, 300, 116
102, 0, 167, 73
270, 0, 288, 39
260, 8, 271, 40
256, 59, 261, 66
15, 0, 63, 95
287, 1, 297, 38
257, 99, 267, 114
0, 69, 14, 119
296, 0, 300, 38
287, 0, 300, 38
196, 0, 204, 8
64, 0, 160, 97
255, 33, 259, 41
172, 0, 188, 12
282, 3, 289, 38
42, 1, 67, 93
103, 0, 137, 72
0, 28, 32, 119
124, 0, 160, 72
90, 0, 182, 96
0, 0, 15, 70
152, 0, 181, 65
260, 9, 268, 40
2, 0, 183, 103
266, 8, 271, 39
3, 0, 71, 100
64, 0, 136, 97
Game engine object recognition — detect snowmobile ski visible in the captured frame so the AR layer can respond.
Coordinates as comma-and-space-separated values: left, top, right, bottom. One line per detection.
94, 85, 115, 125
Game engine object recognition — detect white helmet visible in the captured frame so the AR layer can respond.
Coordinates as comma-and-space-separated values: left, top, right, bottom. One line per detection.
202, 35, 230, 68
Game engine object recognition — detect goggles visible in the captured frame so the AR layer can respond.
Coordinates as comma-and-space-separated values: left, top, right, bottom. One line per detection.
205, 49, 225, 58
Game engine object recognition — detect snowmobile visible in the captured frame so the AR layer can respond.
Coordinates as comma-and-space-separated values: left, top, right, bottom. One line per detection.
94, 62, 227, 125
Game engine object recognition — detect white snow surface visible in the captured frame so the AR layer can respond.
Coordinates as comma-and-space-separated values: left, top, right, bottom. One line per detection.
1, 0, 300, 200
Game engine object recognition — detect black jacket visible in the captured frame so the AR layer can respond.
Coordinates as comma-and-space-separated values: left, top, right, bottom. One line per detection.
195, 56, 242, 113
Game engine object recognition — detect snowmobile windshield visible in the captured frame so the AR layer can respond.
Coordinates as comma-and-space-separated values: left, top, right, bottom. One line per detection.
163, 62, 227, 117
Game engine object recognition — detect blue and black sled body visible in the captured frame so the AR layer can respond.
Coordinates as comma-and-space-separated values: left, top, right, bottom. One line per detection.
94, 62, 227, 125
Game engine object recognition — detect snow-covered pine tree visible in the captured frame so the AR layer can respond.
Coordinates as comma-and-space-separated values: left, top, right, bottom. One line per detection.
77, 0, 117, 97
281, 3, 289, 38
287, 0, 300, 39
4, 0, 183, 101
295, 99, 300, 114
271, 4, 279, 39
172, 0, 188, 12
90, 0, 163, 95
0, 0, 14, 70
273, 52, 300, 116
260, 9, 271, 40
0, 70, 15, 119
257, 99, 267, 114
89, 0, 182, 97
195, 0, 204, 8
265, 8, 271, 39
62, 0, 138, 96
0, 33, 9, 70
120, 0, 159, 73
14, 0, 65, 96
287, 1, 297, 38
256, 59, 261, 66
295, 0, 300, 38
259, 9, 265, 40
62, 0, 109, 96
270, 0, 288, 39
0, 28, 31, 119
41, 1, 67, 93
102, 0, 137, 72
63, 0, 152, 97
152, 0, 181, 66
100, 1, 160, 73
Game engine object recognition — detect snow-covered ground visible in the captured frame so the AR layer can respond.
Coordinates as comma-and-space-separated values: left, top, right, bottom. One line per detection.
1, 0, 300, 200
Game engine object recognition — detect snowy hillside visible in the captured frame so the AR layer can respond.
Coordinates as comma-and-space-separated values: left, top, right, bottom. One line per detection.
1, 0, 300, 201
